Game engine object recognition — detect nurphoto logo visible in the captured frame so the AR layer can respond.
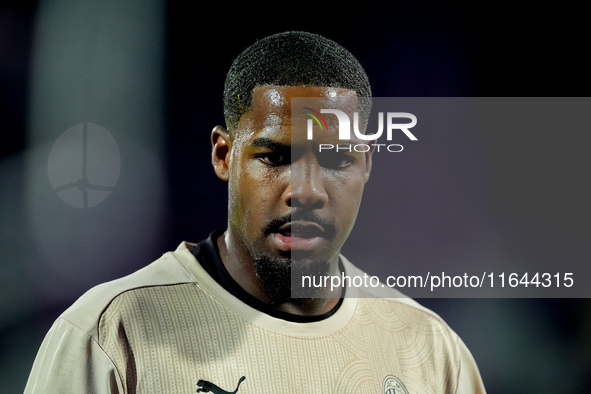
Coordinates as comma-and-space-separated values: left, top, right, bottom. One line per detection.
303, 107, 418, 153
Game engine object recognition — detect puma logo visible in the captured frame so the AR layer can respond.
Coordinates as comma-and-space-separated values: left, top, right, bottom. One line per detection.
196, 376, 245, 393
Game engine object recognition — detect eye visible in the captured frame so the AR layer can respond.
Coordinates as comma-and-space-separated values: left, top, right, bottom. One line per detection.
256, 152, 290, 166
316, 151, 356, 169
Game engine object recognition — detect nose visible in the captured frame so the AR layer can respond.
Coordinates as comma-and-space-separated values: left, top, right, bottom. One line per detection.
285, 158, 328, 209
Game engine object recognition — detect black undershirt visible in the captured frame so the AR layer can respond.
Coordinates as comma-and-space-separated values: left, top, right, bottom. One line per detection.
189, 230, 343, 323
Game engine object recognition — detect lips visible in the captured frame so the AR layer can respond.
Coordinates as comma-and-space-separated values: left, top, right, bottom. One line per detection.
278, 221, 325, 237
272, 221, 327, 252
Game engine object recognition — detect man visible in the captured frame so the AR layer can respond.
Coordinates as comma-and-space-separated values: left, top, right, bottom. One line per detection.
25, 31, 486, 393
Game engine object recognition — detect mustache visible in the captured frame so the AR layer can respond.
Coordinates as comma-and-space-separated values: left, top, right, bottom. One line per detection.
264, 210, 336, 238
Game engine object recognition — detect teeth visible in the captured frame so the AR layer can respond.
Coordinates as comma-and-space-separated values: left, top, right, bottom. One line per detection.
280, 231, 308, 238
292, 231, 312, 238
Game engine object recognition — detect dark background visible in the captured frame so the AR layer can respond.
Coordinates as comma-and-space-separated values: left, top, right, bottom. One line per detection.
1, 0, 590, 392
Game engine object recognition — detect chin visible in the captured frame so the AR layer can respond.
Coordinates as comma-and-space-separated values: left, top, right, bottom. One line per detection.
254, 255, 333, 304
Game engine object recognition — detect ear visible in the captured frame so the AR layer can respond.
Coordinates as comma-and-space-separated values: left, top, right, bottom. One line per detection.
363, 140, 375, 183
211, 125, 232, 181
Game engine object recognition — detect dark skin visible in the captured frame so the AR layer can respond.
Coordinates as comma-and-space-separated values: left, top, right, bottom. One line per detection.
210, 85, 374, 316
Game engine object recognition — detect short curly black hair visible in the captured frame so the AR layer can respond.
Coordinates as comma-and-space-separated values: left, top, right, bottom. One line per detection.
223, 31, 372, 132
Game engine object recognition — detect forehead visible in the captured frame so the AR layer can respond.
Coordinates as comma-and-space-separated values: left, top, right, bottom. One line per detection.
235, 85, 358, 141
252, 85, 357, 112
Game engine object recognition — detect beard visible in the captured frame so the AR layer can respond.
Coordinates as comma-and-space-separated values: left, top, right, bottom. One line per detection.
234, 209, 340, 305
253, 253, 333, 305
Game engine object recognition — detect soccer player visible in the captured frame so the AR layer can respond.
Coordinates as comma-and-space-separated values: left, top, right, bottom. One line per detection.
25, 31, 486, 393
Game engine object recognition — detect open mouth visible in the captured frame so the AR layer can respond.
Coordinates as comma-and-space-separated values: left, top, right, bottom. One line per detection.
277, 222, 324, 238
272, 221, 326, 252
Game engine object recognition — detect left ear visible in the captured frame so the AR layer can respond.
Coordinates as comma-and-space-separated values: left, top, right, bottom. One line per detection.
211, 125, 232, 182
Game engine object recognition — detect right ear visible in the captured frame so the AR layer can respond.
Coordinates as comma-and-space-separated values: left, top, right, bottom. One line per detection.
211, 125, 232, 181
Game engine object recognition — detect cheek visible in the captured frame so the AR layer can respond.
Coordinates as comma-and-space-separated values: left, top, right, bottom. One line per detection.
229, 161, 285, 226
328, 173, 366, 222
228, 160, 251, 228
327, 169, 366, 198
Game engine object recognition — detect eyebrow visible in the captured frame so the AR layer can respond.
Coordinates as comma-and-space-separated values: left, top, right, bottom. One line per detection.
249, 137, 290, 151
